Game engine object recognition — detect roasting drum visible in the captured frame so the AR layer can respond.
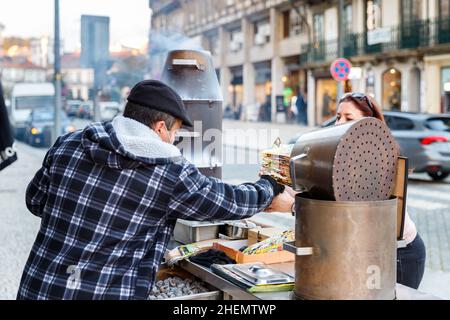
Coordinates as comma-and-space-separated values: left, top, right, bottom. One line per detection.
290, 117, 400, 201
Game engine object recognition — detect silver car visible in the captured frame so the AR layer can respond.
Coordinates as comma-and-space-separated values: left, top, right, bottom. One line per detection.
383, 112, 450, 181
291, 112, 450, 181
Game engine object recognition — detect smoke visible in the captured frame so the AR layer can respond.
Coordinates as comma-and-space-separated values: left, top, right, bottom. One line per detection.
148, 30, 205, 79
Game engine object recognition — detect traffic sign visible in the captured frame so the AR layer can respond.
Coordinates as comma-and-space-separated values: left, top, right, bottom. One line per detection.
330, 58, 352, 82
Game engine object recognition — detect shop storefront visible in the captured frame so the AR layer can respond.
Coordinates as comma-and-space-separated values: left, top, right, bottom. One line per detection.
424, 54, 450, 114
315, 78, 337, 124
229, 66, 244, 119
441, 67, 450, 113
282, 57, 307, 123
254, 61, 272, 104
382, 68, 402, 111
254, 61, 272, 121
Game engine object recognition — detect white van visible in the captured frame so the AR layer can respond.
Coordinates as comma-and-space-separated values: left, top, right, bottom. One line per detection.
10, 83, 55, 139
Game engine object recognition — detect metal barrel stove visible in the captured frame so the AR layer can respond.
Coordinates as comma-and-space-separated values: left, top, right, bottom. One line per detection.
161, 50, 223, 179
285, 194, 397, 300
284, 118, 400, 300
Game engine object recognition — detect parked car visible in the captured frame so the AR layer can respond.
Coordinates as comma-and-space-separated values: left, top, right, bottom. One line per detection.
384, 112, 450, 181
77, 101, 94, 119
65, 100, 82, 117
24, 108, 76, 147
291, 111, 450, 181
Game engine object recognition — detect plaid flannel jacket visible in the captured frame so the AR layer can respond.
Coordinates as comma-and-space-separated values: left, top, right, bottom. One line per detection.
17, 121, 274, 300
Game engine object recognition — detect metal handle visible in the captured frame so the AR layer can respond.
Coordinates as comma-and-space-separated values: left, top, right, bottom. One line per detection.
289, 152, 308, 191
283, 241, 316, 256
171, 59, 205, 71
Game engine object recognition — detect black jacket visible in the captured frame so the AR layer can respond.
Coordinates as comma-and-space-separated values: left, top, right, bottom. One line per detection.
0, 81, 17, 171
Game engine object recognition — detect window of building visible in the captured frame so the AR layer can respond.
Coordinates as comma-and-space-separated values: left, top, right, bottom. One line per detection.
366, 0, 382, 31
254, 19, 271, 45
382, 68, 402, 111
229, 28, 243, 52
206, 33, 219, 56
402, 0, 421, 26
283, 8, 303, 38
313, 13, 324, 43
343, 4, 353, 35
439, 0, 450, 18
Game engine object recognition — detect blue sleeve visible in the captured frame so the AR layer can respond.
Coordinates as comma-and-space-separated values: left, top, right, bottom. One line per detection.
167, 163, 274, 221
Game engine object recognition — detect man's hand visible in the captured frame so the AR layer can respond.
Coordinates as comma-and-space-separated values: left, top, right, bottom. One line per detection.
265, 190, 295, 213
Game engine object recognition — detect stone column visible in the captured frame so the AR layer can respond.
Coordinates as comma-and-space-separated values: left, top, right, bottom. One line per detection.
219, 27, 231, 108
242, 18, 255, 120
400, 64, 410, 111
428, 0, 439, 19
353, 0, 365, 34
270, 7, 285, 123
272, 57, 285, 123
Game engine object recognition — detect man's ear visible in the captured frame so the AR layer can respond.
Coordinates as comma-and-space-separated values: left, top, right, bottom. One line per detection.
152, 121, 166, 134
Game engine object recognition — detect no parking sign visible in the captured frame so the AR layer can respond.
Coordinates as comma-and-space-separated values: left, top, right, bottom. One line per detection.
330, 58, 352, 81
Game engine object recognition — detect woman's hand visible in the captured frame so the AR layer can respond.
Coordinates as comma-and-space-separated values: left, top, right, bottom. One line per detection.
265, 190, 295, 213
284, 185, 298, 198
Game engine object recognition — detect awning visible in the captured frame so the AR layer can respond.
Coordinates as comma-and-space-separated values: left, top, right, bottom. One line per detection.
0, 80, 17, 171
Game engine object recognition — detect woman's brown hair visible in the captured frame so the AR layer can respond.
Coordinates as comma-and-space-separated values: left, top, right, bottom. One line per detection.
338, 93, 385, 123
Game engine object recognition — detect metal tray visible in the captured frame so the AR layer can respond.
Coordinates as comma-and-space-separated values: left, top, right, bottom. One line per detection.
173, 219, 224, 244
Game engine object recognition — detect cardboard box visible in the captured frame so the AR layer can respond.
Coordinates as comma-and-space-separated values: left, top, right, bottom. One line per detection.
213, 240, 295, 265
248, 227, 294, 246
248, 228, 262, 246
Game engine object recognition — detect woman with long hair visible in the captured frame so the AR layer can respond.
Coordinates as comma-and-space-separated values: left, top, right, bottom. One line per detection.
336, 92, 426, 290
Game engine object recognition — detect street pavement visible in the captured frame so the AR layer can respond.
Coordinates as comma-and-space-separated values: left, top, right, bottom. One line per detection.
0, 118, 449, 299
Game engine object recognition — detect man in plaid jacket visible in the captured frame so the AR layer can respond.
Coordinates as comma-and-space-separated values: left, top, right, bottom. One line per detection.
17, 80, 291, 300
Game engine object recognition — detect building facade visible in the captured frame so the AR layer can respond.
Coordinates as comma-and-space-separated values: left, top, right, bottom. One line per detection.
80, 15, 110, 90
61, 53, 94, 101
150, 0, 450, 126
30, 36, 62, 69
0, 22, 4, 47
0, 58, 48, 96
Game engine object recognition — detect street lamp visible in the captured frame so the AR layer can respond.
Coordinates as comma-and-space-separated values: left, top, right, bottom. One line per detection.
337, 0, 345, 99
53, 0, 62, 144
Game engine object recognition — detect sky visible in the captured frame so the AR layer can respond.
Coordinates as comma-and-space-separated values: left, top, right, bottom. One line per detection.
0, 0, 151, 52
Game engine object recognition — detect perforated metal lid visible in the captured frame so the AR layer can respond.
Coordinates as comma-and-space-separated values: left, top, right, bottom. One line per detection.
332, 118, 400, 201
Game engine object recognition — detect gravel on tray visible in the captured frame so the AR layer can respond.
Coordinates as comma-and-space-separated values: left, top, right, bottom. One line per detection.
148, 277, 210, 300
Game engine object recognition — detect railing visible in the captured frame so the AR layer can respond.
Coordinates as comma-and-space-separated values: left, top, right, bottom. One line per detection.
300, 18, 450, 64
300, 39, 338, 64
